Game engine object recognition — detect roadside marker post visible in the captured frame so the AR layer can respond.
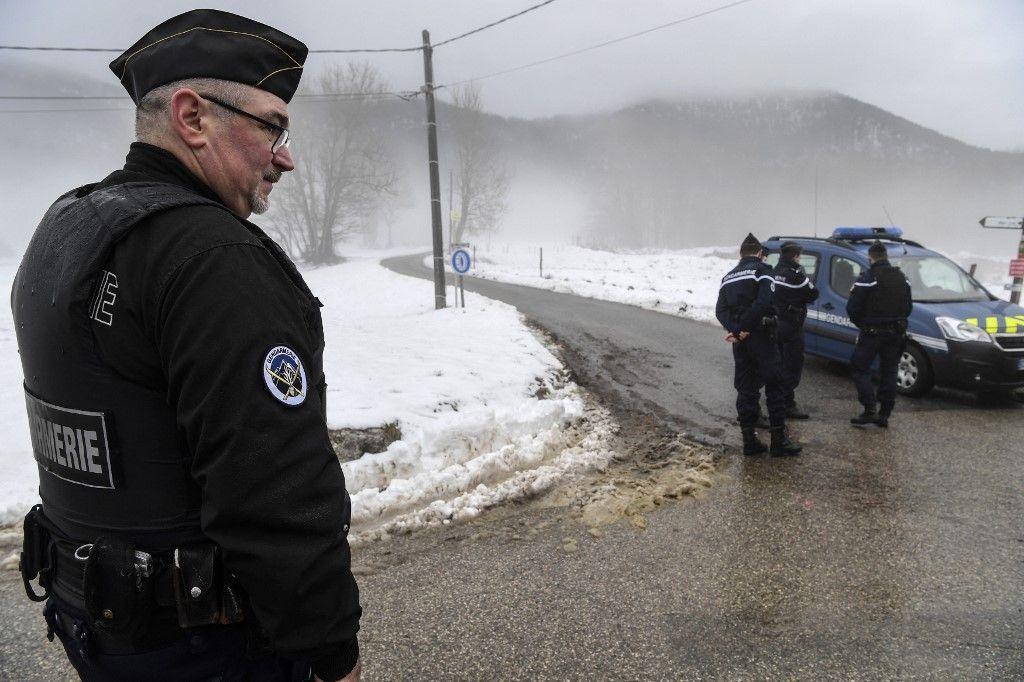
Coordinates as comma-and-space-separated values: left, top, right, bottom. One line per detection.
979, 216, 1024, 305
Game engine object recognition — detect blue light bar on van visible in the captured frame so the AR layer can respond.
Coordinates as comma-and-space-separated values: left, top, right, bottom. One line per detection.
831, 226, 903, 240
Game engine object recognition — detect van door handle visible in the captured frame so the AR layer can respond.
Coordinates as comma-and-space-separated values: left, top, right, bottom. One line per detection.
822, 302, 834, 311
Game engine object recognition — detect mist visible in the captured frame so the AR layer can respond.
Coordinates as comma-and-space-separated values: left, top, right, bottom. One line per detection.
1, 61, 1022, 267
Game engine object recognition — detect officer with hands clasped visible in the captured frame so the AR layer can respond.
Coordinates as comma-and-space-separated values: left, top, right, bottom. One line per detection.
772, 241, 819, 420
14, 10, 361, 681
716, 234, 802, 457
847, 241, 914, 428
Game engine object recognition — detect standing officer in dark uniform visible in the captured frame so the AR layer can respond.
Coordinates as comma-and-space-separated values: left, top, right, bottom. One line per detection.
13, 11, 361, 681
847, 241, 913, 428
772, 241, 819, 419
716, 234, 802, 457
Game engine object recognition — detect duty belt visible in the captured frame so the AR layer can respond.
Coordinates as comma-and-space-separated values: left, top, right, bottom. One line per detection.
20, 505, 246, 654
863, 322, 905, 335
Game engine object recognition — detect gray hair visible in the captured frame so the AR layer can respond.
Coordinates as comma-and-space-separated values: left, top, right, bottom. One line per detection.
135, 78, 254, 142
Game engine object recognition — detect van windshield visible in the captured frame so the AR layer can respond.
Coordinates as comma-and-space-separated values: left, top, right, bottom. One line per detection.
890, 255, 991, 303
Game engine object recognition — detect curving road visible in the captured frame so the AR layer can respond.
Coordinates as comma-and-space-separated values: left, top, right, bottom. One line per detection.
371, 253, 1024, 679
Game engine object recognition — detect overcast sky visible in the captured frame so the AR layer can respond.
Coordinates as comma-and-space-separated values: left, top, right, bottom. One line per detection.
2, 0, 1023, 150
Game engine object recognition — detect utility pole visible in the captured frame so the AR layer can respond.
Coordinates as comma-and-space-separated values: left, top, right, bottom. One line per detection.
421, 29, 446, 309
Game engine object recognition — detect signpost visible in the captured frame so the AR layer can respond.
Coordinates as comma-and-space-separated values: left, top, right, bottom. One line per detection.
451, 248, 471, 308
980, 216, 1024, 305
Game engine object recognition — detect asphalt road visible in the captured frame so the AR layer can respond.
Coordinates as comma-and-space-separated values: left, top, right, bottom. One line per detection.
1, 254, 1021, 680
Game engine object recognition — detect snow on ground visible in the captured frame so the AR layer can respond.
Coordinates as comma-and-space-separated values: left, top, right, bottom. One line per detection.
0, 252, 614, 534
448, 242, 736, 324
0, 260, 32, 524
452, 243, 1022, 323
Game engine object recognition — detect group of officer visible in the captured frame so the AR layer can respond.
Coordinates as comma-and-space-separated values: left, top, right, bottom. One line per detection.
716, 233, 913, 457
10, 7, 921, 680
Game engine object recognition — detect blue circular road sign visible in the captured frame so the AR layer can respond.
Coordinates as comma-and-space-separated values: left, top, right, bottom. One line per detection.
451, 248, 471, 274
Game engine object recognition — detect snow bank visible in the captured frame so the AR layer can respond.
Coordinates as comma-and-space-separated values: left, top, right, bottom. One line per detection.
0, 261, 33, 524
446, 242, 736, 324
303, 257, 611, 534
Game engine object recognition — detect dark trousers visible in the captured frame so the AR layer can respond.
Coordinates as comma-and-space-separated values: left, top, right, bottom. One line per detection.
44, 600, 310, 682
776, 322, 805, 408
850, 331, 904, 415
733, 331, 787, 427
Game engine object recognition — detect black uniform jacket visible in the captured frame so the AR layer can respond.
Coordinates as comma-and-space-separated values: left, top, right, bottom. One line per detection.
716, 255, 776, 335
15, 143, 360, 677
846, 258, 913, 328
772, 255, 819, 327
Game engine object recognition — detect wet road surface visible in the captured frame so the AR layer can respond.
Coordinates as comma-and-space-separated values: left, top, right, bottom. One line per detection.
1, 254, 1020, 680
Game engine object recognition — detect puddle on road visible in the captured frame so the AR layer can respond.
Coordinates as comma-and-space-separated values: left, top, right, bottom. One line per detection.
545, 415, 723, 534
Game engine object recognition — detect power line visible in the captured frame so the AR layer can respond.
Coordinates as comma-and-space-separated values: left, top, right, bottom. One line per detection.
307, 46, 420, 54
0, 95, 124, 100
0, 45, 121, 52
438, 0, 761, 89
0, 44, 421, 54
432, 0, 558, 49
0, 91, 421, 101
0, 105, 134, 112
1, 0, 559, 54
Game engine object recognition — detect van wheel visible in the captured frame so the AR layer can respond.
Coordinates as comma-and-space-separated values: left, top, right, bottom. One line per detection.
897, 344, 933, 397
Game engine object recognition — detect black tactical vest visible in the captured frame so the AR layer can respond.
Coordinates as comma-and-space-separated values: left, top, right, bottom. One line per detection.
864, 265, 909, 321
13, 182, 228, 549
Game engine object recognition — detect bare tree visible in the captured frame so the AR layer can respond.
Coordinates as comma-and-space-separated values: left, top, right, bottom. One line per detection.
266, 63, 396, 264
448, 84, 509, 245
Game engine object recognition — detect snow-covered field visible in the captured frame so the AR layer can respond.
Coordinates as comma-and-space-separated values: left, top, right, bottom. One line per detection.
458, 242, 1018, 324
459, 243, 738, 324
0, 253, 614, 538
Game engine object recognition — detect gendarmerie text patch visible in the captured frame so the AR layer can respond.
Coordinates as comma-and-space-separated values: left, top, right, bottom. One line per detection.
24, 389, 115, 489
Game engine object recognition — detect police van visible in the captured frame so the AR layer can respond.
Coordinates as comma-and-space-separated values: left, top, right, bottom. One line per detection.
763, 227, 1024, 398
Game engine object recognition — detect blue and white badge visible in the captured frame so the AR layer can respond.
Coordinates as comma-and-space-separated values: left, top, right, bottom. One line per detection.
263, 345, 307, 406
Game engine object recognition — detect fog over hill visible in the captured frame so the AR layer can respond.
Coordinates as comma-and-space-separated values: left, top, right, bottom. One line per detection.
3, 58, 1022, 261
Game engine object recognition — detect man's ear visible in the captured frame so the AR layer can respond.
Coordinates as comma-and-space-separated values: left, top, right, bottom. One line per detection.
169, 88, 207, 150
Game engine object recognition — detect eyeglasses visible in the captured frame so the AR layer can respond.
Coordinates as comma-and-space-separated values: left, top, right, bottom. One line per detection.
199, 94, 290, 154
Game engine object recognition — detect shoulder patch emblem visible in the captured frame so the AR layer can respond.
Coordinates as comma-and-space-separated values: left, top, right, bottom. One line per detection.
263, 346, 307, 406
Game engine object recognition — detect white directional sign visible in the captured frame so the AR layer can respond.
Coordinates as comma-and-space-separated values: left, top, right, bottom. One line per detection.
979, 216, 1023, 229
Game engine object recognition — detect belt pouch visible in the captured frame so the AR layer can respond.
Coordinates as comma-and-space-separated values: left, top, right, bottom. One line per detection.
172, 544, 223, 627
83, 537, 152, 637
20, 505, 53, 601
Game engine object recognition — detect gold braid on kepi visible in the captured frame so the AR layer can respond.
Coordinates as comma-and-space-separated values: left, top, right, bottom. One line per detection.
109, 9, 308, 105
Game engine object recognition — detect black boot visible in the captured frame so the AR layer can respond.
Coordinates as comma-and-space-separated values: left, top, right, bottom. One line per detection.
850, 407, 877, 425
785, 403, 809, 420
875, 412, 889, 428
769, 426, 802, 457
741, 426, 767, 456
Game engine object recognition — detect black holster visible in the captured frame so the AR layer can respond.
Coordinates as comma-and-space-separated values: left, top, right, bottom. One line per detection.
20, 505, 55, 602
171, 544, 246, 628
82, 537, 154, 638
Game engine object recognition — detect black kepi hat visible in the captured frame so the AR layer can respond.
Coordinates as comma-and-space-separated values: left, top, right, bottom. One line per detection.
110, 9, 308, 105
780, 241, 802, 257
741, 232, 763, 253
